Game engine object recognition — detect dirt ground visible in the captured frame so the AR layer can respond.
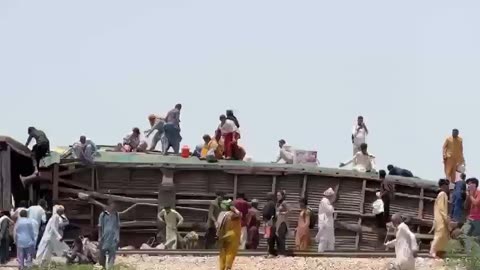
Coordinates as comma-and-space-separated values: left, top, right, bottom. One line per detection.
0, 256, 451, 270
115, 255, 448, 270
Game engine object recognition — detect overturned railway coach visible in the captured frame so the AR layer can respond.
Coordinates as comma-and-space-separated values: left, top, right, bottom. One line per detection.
0, 137, 438, 252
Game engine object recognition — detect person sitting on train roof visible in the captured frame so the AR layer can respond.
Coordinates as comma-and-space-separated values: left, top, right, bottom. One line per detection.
145, 114, 166, 151
339, 143, 376, 173
273, 139, 294, 164
163, 104, 183, 154
200, 134, 223, 161
72, 136, 97, 164
387, 164, 414, 178
25, 127, 50, 176
118, 128, 147, 152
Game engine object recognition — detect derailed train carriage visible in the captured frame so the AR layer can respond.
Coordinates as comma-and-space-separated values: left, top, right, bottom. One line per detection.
0, 136, 438, 251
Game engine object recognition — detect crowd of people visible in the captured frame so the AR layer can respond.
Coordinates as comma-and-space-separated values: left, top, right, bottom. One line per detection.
10, 109, 476, 270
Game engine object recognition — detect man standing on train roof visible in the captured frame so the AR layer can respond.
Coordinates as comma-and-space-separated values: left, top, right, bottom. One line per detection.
163, 104, 182, 154
145, 114, 166, 151
443, 128, 465, 183
351, 115, 368, 156
387, 165, 414, 178
274, 139, 294, 164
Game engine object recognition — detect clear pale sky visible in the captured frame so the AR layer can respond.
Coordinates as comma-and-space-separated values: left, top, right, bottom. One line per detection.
1, 1, 479, 180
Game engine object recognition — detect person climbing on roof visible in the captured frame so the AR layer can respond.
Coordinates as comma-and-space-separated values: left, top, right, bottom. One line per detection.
218, 114, 238, 160
351, 116, 368, 156
25, 127, 50, 176
72, 136, 97, 164
163, 104, 183, 154
145, 114, 166, 151
120, 128, 147, 152
339, 143, 376, 173
443, 129, 465, 183
387, 165, 414, 178
273, 139, 294, 164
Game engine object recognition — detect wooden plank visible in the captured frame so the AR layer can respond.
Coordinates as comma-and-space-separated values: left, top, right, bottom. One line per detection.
90, 168, 96, 228
0, 145, 12, 210
52, 163, 59, 201
365, 187, 435, 201
272, 175, 277, 193
233, 174, 238, 199
418, 188, 424, 219
58, 178, 92, 191
355, 179, 367, 250
301, 175, 308, 198
59, 167, 89, 177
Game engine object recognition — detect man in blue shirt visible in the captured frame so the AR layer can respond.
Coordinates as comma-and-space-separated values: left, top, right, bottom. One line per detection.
14, 210, 35, 270
98, 200, 120, 269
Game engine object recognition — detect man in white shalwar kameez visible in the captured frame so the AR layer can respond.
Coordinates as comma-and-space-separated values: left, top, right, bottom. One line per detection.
385, 214, 418, 270
316, 188, 336, 252
340, 143, 376, 173
36, 206, 69, 265
27, 199, 47, 245
351, 116, 368, 155
157, 206, 184, 249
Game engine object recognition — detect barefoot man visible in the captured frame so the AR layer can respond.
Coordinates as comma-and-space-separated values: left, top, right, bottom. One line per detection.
25, 127, 50, 176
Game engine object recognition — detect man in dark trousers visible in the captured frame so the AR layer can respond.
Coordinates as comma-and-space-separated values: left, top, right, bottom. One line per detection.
262, 192, 277, 257
25, 127, 50, 176
204, 191, 224, 249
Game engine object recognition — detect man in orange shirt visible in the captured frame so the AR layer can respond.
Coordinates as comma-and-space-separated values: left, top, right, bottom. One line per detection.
442, 129, 465, 183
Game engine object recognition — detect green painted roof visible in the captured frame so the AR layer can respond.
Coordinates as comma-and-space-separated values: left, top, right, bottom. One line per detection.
43, 145, 437, 190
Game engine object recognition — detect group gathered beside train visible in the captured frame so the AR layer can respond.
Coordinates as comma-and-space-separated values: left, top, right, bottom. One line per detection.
1, 104, 474, 270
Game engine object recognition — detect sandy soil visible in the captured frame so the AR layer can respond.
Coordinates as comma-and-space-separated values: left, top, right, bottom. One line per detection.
115, 256, 449, 270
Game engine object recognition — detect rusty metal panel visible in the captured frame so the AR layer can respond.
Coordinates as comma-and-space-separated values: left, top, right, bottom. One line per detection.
391, 197, 419, 219
395, 185, 421, 196
207, 171, 234, 195
130, 169, 162, 190
174, 170, 209, 194
237, 175, 272, 207
97, 168, 130, 190
335, 178, 363, 212
335, 213, 358, 250
72, 169, 92, 188
277, 175, 303, 229
306, 176, 340, 211
423, 200, 434, 221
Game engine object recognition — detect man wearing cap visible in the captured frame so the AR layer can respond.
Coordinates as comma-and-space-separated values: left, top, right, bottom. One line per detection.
316, 188, 336, 252
274, 139, 294, 164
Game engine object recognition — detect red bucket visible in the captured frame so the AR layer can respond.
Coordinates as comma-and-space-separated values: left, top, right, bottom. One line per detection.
181, 145, 190, 158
